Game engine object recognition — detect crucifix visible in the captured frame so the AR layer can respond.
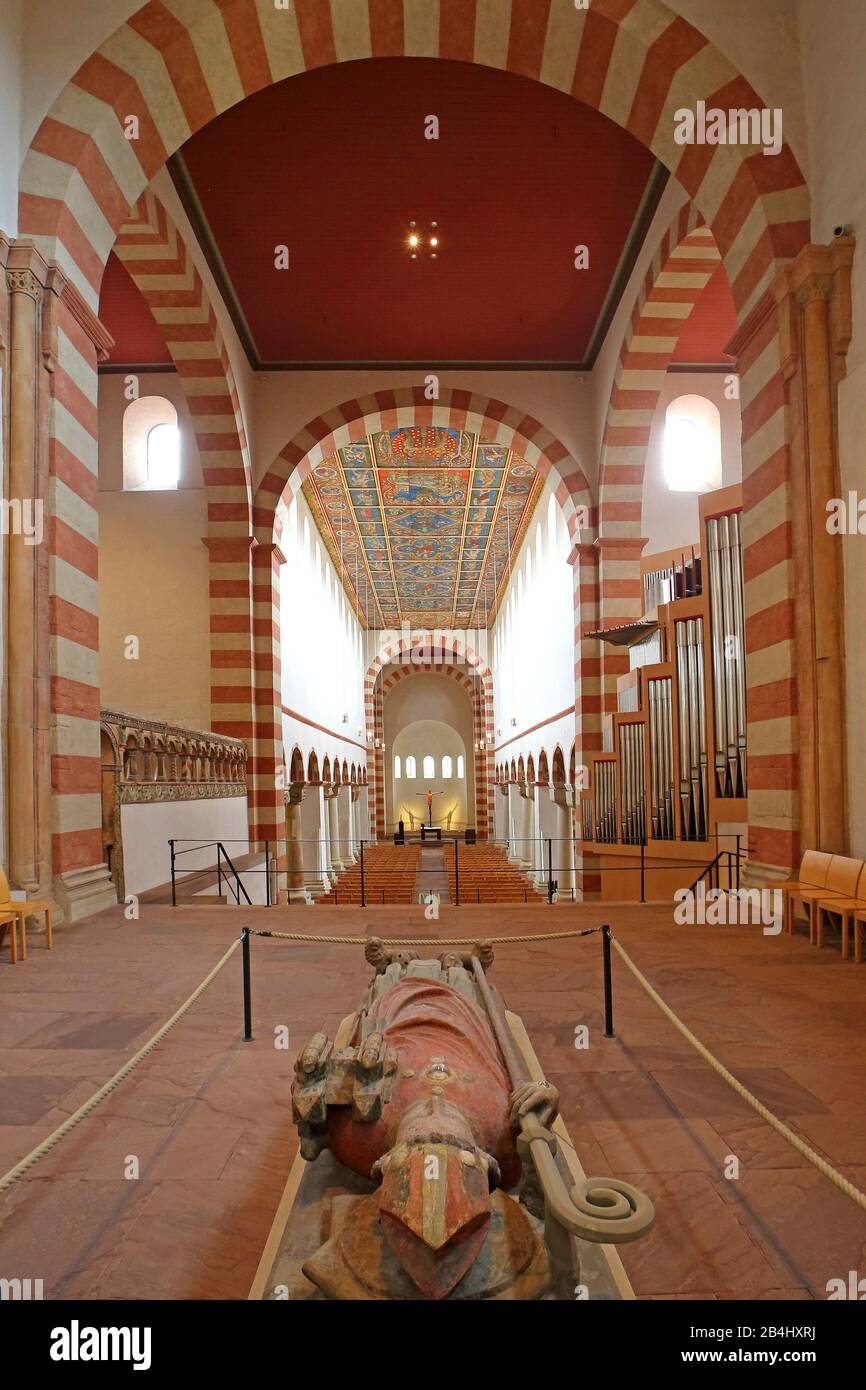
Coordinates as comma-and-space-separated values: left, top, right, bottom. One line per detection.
424, 788, 445, 827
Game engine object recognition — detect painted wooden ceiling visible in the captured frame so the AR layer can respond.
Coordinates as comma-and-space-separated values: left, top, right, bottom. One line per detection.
302, 426, 542, 629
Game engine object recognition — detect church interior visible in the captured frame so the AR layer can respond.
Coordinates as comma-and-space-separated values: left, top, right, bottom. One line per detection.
2, 0, 866, 1323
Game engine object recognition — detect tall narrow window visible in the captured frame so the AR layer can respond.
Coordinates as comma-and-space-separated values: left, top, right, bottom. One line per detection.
422, 755, 435, 779
457, 754, 465, 779
123, 395, 178, 490
405, 755, 417, 778
146, 422, 180, 489
663, 394, 722, 493
441, 755, 452, 779
394, 754, 402, 779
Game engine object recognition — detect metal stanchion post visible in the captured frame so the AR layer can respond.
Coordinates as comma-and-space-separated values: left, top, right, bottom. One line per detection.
265, 839, 271, 907
640, 839, 646, 903
547, 837, 554, 904
602, 925, 615, 1038
169, 840, 176, 907
360, 839, 366, 908
241, 928, 253, 1042
454, 838, 460, 906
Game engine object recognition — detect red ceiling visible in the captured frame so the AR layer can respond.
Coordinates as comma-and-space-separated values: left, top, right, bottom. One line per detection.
99, 252, 171, 365
174, 57, 658, 366
670, 263, 738, 366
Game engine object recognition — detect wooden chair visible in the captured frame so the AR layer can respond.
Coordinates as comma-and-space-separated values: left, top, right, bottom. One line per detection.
0, 868, 53, 950
851, 908, 866, 965
0, 908, 23, 964
787, 854, 864, 943
765, 850, 833, 934
815, 863, 866, 957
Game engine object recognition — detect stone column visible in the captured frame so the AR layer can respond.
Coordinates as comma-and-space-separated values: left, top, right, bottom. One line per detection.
325, 785, 343, 875
299, 783, 331, 896
337, 784, 355, 863
5, 246, 51, 896
284, 783, 312, 904
769, 240, 853, 861
553, 785, 577, 898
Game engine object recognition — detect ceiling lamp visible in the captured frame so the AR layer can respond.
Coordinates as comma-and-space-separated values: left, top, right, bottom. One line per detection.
407, 220, 440, 260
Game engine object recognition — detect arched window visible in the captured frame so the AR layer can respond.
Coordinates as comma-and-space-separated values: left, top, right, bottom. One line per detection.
441, 755, 452, 779
422, 755, 435, 779
663, 394, 722, 493
457, 754, 465, 779
405, 755, 417, 779
123, 396, 179, 490
146, 422, 180, 489
394, 754, 402, 779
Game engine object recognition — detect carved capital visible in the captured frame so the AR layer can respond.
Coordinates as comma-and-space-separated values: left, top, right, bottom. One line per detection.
795, 274, 833, 311
6, 267, 42, 303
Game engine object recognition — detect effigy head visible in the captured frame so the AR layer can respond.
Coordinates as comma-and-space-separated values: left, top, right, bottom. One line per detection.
371, 1096, 500, 1300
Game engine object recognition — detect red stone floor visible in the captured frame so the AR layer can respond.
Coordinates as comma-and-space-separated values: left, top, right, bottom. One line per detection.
1, 901, 864, 1300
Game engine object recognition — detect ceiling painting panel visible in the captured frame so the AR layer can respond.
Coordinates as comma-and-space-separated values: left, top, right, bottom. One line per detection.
301, 425, 542, 629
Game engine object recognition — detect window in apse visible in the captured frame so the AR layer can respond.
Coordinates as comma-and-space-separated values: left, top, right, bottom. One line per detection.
441, 755, 452, 778
422, 755, 435, 778
663, 394, 722, 493
457, 754, 465, 779
405, 755, 417, 778
394, 755, 402, 779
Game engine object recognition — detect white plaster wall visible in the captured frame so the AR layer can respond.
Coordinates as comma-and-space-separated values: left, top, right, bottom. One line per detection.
392, 719, 469, 829
279, 490, 367, 782
121, 795, 248, 897
384, 674, 476, 829
492, 485, 576, 776
642, 372, 743, 556
98, 374, 211, 729
0, 0, 22, 235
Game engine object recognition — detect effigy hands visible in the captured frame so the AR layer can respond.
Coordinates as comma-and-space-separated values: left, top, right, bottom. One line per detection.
509, 1079, 560, 1131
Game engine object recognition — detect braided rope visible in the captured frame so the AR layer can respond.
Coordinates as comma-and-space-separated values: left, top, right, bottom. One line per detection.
257, 927, 600, 946
610, 936, 866, 1214
0, 937, 241, 1196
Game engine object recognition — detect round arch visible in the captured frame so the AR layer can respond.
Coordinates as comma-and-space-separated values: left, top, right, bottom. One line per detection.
256, 387, 592, 545
114, 189, 252, 536
289, 745, 305, 784
20, 0, 807, 321
20, 3, 812, 884
365, 634, 495, 840
598, 208, 722, 541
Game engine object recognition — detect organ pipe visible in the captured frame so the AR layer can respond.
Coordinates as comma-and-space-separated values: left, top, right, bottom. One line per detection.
706, 512, 747, 797
648, 677, 674, 839
619, 722, 646, 845
676, 618, 708, 840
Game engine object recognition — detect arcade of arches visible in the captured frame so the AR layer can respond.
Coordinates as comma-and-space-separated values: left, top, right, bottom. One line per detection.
2, 0, 866, 1311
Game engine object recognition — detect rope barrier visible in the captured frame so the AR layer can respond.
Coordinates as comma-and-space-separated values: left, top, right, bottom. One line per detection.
0, 936, 241, 1197
253, 927, 601, 946
610, 935, 866, 1215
